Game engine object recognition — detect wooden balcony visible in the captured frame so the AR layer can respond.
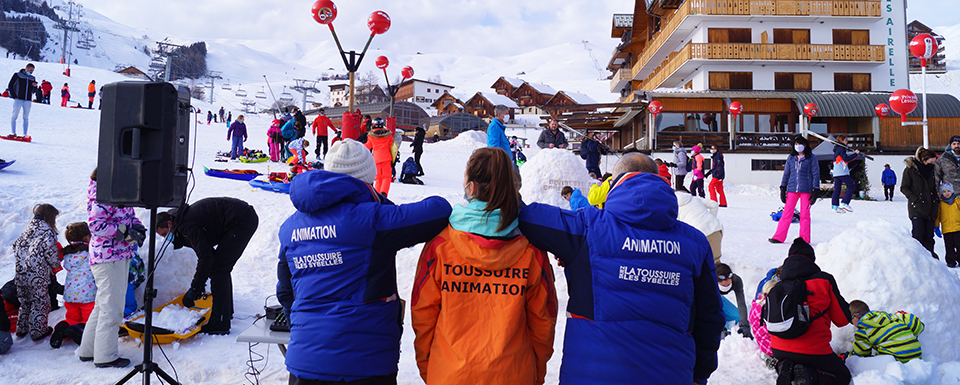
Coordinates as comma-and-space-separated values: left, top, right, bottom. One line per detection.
631, 0, 882, 81
610, 68, 632, 93
639, 43, 885, 90
654, 131, 876, 151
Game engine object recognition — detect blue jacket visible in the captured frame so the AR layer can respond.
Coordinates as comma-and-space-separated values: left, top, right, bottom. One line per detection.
486, 118, 511, 158
518, 172, 725, 385
568, 189, 591, 211
276, 170, 450, 381
832, 145, 857, 177
709, 151, 725, 180
282, 120, 297, 140
882, 168, 897, 186
227, 121, 247, 141
401, 157, 418, 176
781, 154, 820, 193
579, 140, 604, 169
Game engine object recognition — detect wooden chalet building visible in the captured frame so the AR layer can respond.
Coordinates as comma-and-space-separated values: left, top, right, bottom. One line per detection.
430, 91, 465, 116
543, 91, 598, 115
116, 66, 151, 81
463, 92, 519, 120
908, 21, 947, 74
491, 77, 525, 97
511, 82, 556, 114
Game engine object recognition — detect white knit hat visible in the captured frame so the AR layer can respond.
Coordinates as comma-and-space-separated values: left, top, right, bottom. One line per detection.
326, 139, 376, 185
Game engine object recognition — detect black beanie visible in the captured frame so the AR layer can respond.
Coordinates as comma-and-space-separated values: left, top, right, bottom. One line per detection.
951, 135, 960, 145
788, 237, 815, 262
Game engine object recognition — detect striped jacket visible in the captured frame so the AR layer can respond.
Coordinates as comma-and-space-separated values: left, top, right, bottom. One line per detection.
852, 310, 924, 363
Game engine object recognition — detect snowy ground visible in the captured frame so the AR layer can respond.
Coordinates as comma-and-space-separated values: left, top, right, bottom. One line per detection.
2, 82, 960, 384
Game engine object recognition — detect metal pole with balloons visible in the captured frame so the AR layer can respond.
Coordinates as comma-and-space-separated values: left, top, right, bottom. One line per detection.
375, 56, 414, 117
648, 101, 662, 148
311, 0, 390, 139
909, 33, 937, 149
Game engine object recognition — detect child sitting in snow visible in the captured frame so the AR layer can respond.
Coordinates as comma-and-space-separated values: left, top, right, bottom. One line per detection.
561, 186, 591, 211
400, 156, 423, 185
715, 263, 751, 339
287, 138, 310, 165
50, 222, 96, 348
936, 182, 960, 268
848, 300, 924, 363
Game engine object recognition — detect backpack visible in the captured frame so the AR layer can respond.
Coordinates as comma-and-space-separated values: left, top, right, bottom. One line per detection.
762, 278, 825, 339
684, 153, 693, 173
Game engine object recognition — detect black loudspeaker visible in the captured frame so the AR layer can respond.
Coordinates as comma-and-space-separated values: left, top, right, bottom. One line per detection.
97, 82, 190, 208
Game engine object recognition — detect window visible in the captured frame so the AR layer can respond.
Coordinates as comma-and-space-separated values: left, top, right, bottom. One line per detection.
833, 30, 870, 45
709, 72, 753, 90
752, 159, 787, 171
708, 28, 752, 43
834, 73, 871, 91
775, 73, 812, 90
773, 29, 810, 44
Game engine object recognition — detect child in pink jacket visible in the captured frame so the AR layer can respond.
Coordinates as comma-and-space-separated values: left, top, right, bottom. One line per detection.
267, 119, 283, 162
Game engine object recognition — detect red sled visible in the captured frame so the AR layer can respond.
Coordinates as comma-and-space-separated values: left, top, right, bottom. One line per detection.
1, 135, 31, 142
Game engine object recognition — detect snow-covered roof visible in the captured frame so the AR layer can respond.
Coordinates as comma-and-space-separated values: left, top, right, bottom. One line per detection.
561, 91, 597, 105
525, 82, 557, 95
500, 77, 525, 88
478, 92, 520, 109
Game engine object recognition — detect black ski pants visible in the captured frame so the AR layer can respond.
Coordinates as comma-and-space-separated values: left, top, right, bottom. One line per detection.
884, 184, 896, 200
911, 217, 937, 259
414, 149, 423, 175
945, 231, 960, 267
206, 206, 259, 329
690, 178, 705, 198
289, 372, 397, 385
675, 174, 688, 192
316, 135, 328, 158
773, 349, 851, 385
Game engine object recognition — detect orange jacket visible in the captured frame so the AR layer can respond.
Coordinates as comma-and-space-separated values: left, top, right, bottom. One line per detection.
364, 130, 394, 164
411, 226, 558, 385
312, 115, 335, 136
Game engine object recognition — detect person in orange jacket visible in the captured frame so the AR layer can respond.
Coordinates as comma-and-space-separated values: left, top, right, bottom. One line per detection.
60, 83, 69, 107
364, 117, 395, 197
311, 109, 336, 158
87, 80, 95, 109
412, 147, 558, 385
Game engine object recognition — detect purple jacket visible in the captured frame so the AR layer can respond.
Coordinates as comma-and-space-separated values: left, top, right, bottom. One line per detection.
87, 179, 142, 265
227, 121, 247, 141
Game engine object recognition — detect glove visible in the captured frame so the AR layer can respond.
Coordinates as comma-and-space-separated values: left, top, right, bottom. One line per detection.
738, 324, 754, 339
935, 227, 942, 238
780, 186, 787, 204
182, 287, 203, 308
809, 189, 820, 206
128, 223, 146, 247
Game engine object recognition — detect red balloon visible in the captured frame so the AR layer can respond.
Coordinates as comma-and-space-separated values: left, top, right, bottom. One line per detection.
311, 0, 337, 25
367, 11, 391, 35
375, 56, 389, 70
804, 103, 818, 118
401, 66, 414, 79
875, 103, 890, 120
889, 89, 918, 123
728, 101, 742, 116
648, 100, 663, 116
910, 33, 938, 67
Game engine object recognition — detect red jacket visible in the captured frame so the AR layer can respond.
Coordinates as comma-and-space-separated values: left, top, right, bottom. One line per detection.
770, 254, 851, 355
40, 81, 52, 96
312, 115, 335, 136
658, 164, 671, 181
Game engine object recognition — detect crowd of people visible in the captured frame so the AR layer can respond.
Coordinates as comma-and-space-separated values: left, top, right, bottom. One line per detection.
5, 63, 103, 140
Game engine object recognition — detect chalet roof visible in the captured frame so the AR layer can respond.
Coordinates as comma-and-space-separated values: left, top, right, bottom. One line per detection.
547, 91, 598, 105
498, 77, 525, 88
116, 66, 146, 75
523, 82, 557, 95
471, 92, 519, 109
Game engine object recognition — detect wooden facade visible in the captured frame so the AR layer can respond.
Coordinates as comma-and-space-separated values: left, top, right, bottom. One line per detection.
464, 93, 497, 119
491, 77, 522, 97
430, 92, 464, 116
511, 82, 555, 107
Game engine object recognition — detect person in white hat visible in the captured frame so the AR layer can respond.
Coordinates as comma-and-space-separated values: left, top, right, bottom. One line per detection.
275, 138, 452, 384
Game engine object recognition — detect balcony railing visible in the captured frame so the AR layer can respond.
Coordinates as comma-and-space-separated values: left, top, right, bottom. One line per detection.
631, 0, 881, 81
639, 43, 885, 89
610, 68, 632, 93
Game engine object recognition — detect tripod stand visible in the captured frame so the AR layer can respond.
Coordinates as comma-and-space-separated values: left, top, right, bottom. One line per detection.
115, 207, 180, 385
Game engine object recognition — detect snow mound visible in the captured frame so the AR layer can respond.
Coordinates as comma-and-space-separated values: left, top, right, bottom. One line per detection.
431, 130, 487, 151
845, 355, 937, 385
142, 237, 199, 307
146, 304, 206, 334
519, 149, 595, 209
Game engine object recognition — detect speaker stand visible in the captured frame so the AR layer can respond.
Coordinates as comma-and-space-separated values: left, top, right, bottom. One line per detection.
115, 208, 180, 385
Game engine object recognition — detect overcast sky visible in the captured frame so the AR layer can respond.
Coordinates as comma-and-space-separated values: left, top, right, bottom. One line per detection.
76, 0, 953, 58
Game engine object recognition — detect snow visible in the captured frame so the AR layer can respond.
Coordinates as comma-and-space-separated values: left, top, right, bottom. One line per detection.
519, 148, 597, 209
137, 305, 207, 335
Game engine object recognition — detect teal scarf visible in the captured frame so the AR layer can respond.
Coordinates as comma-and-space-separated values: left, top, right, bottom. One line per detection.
449, 199, 518, 238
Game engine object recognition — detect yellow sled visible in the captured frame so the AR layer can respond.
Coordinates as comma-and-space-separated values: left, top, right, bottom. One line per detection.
122, 292, 213, 344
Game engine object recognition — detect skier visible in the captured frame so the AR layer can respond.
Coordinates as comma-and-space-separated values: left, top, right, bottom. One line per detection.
206, 111, 213, 125
87, 80, 95, 109
60, 83, 70, 107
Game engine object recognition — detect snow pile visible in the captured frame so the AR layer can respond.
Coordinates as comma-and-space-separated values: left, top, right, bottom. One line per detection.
519, 149, 596, 209
814, 220, 960, 383
145, 304, 206, 334
431, 130, 487, 151
142, 238, 199, 307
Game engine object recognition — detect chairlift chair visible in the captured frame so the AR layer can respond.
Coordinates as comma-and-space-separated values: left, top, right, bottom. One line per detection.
279, 86, 294, 104
235, 85, 247, 98
255, 87, 267, 99
221, 80, 232, 90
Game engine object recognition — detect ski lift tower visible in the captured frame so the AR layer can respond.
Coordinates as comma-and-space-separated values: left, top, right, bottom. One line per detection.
292, 79, 321, 111
311, 0, 391, 139
241, 99, 257, 114
206, 71, 222, 104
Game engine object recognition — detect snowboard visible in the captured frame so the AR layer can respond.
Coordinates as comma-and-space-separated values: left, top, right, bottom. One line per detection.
1, 135, 31, 142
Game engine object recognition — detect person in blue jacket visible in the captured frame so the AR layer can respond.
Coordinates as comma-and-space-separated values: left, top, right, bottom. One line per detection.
882, 163, 898, 201
579, 132, 606, 178
771, 136, 820, 244
831, 135, 860, 213
276, 139, 451, 384
561, 186, 591, 211
518, 153, 725, 385
486, 105, 511, 159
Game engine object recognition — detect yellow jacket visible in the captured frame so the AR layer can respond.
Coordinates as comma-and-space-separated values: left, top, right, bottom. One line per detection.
411, 226, 558, 385
936, 198, 960, 234
587, 178, 611, 208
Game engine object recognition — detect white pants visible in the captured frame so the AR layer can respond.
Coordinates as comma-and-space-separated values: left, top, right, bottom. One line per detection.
10, 99, 31, 136
77, 259, 129, 363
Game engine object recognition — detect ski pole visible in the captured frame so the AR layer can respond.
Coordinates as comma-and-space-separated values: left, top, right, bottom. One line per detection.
803, 130, 874, 160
